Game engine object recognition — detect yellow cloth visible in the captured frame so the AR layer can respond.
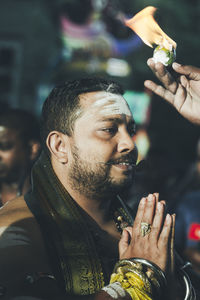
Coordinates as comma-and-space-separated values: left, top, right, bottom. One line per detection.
110, 268, 153, 300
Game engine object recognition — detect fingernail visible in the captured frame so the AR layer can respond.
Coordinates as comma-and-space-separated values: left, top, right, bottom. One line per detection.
157, 202, 162, 210
148, 194, 153, 201
166, 214, 171, 223
140, 197, 146, 205
147, 58, 153, 66
154, 192, 159, 197
160, 200, 166, 206
147, 59, 151, 66
173, 62, 181, 68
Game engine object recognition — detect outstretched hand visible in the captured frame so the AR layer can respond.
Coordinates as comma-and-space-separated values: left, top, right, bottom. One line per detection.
119, 194, 174, 274
144, 59, 200, 125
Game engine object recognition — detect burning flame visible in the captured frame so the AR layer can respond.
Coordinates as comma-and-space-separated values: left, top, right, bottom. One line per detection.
125, 6, 176, 51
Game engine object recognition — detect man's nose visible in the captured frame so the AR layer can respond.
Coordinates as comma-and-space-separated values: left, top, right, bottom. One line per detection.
117, 131, 136, 153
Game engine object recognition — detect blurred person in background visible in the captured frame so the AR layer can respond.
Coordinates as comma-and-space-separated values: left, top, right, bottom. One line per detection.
0, 108, 41, 206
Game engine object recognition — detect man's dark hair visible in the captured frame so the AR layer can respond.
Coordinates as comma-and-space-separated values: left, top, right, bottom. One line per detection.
0, 108, 40, 144
41, 77, 124, 145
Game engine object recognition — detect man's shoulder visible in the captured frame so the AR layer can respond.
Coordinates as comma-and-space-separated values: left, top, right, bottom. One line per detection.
0, 195, 42, 245
0, 195, 49, 255
0, 196, 52, 297
0, 195, 47, 257
0, 195, 33, 225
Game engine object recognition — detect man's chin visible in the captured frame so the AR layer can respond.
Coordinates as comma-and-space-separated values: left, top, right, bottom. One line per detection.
91, 177, 133, 200
112, 171, 134, 184
109, 177, 133, 193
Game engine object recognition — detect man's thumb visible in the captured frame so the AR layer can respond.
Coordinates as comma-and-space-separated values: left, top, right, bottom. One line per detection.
118, 227, 131, 257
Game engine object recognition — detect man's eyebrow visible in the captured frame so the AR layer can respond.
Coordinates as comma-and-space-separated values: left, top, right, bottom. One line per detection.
97, 117, 135, 125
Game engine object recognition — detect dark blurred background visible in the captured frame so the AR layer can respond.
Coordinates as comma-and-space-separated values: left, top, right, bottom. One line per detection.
1, 0, 200, 206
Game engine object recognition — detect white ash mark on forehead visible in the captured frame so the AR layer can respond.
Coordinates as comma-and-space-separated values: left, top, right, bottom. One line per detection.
106, 83, 116, 92
92, 92, 131, 116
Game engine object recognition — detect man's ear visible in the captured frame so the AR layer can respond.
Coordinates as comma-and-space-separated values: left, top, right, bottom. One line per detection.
46, 131, 69, 164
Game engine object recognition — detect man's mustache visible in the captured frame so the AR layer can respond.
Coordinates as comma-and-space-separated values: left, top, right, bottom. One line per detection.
99, 157, 147, 173
99, 152, 138, 167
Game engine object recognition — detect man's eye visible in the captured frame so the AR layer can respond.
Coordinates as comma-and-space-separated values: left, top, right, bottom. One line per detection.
128, 126, 136, 137
101, 127, 117, 135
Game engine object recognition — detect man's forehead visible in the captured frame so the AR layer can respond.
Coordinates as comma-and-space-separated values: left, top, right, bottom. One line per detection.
79, 91, 132, 117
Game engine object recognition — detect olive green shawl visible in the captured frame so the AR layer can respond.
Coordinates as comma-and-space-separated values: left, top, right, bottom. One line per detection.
26, 151, 132, 296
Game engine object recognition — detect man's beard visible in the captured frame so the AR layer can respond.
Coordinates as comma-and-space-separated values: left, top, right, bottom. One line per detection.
68, 146, 135, 200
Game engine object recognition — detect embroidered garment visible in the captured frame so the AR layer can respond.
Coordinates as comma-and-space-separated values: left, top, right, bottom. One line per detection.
25, 151, 132, 296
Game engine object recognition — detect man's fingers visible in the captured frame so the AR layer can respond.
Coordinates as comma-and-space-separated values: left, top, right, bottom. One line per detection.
133, 197, 146, 228
150, 202, 165, 242
147, 59, 166, 77
173, 63, 200, 80
119, 227, 132, 256
147, 59, 166, 78
144, 80, 175, 104
174, 83, 187, 110
158, 214, 172, 248
153, 192, 159, 203
132, 194, 156, 240
144, 80, 161, 93
147, 58, 178, 93
141, 194, 156, 225
144, 79, 187, 115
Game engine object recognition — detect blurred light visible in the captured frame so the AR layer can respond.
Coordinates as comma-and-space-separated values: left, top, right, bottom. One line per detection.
106, 58, 130, 76
92, 0, 108, 12
134, 129, 150, 161
124, 90, 151, 125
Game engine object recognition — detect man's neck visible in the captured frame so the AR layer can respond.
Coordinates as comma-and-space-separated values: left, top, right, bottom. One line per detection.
51, 157, 120, 235
66, 184, 113, 226
66, 185, 121, 240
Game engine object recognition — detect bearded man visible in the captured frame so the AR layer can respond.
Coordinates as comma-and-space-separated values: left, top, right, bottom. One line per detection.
0, 78, 195, 299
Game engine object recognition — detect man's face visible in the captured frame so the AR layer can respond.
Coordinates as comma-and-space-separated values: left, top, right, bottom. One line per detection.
0, 126, 30, 183
67, 91, 138, 199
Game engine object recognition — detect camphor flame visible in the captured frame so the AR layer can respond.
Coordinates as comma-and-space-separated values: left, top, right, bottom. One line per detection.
125, 6, 176, 51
